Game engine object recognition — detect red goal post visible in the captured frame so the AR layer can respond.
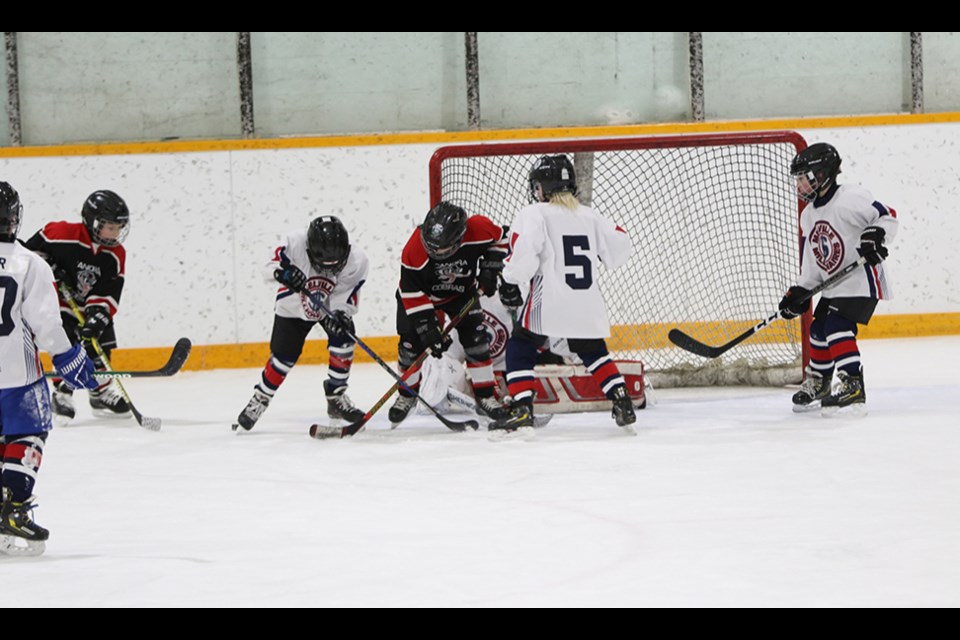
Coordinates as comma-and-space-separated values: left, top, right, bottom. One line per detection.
429, 131, 808, 387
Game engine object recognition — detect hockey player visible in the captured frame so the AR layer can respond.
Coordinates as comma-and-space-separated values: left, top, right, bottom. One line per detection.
0, 182, 99, 556
24, 190, 132, 421
778, 142, 898, 415
388, 201, 511, 425
418, 292, 649, 418
235, 216, 369, 431
491, 155, 637, 439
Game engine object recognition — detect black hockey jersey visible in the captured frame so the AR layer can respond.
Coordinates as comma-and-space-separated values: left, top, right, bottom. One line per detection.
23, 220, 125, 317
398, 215, 508, 322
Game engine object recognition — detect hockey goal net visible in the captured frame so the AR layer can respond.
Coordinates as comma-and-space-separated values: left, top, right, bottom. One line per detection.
429, 131, 808, 387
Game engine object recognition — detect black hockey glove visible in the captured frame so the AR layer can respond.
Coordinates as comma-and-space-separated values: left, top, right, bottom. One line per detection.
274, 265, 307, 293
477, 259, 502, 297
778, 286, 811, 319
79, 306, 112, 340
415, 318, 452, 359
50, 262, 70, 285
499, 281, 523, 309
857, 226, 888, 266
320, 310, 355, 338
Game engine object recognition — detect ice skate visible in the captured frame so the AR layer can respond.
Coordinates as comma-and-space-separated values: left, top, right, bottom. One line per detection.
610, 385, 637, 435
88, 380, 131, 418
821, 371, 867, 417
51, 381, 76, 424
326, 386, 364, 423
388, 394, 417, 427
793, 368, 832, 413
233, 389, 271, 431
488, 401, 536, 441
475, 394, 509, 421
0, 491, 48, 557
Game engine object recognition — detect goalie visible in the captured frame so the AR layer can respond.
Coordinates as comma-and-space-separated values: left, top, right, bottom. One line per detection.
417, 294, 648, 419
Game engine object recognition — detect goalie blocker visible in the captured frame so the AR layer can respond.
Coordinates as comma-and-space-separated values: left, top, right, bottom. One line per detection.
493, 360, 647, 414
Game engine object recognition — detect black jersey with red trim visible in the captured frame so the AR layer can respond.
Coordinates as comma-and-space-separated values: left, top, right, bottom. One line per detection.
23, 220, 126, 316
398, 215, 508, 322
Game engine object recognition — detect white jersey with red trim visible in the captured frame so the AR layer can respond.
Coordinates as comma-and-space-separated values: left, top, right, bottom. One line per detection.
0, 242, 73, 388
264, 230, 369, 322
442, 295, 575, 370
798, 184, 898, 299
503, 202, 633, 338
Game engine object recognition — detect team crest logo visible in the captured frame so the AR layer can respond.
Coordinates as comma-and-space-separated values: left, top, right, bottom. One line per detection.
809, 220, 844, 274
301, 276, 336, 320
482, 310, 509, 359
429, 223, 443, 238
434, 260, 470, 286
76, 264, 100, 298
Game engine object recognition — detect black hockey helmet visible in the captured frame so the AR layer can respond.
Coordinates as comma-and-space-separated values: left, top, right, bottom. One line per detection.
528, 154, 577, 203
0, 181, 23, 243
420, 201, 468, 260
82, 190, 130, 247
307, 215, 351, 275
790, 143, 842, 202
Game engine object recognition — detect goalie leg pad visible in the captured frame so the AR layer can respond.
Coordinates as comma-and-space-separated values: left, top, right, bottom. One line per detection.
494, 360, 646, 415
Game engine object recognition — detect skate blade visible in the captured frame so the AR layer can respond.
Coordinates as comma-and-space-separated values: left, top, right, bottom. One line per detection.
52, 414, 74, 428
792, 403, 822, 414
90, 408, 132, 419
532, 414, 553, 428
0, 534, 46, 557
487, 426, 535, 442
620, 422, 638, 436
821, 403, 868, 418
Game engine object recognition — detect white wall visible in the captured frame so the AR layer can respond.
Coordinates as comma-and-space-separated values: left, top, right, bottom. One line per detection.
2, 122, 957, 349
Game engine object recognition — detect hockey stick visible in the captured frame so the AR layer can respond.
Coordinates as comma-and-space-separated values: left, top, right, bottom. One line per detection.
668, 256, 868, 359
58, 284, 162, 431
44, 337, 192, 378
445, 387, 554, 428
306, 293, 480, 439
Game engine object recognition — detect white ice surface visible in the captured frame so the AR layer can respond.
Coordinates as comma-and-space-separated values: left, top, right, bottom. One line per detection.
3, 336, 959, 607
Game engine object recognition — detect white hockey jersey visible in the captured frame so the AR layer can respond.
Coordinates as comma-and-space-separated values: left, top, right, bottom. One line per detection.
797, 184, 898, 299
0, 241, 73, 388
265, 231, 369, 322
503, 202, 633, 338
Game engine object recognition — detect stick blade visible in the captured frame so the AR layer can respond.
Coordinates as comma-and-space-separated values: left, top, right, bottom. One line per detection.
309, 419, 366, 440
309, 423, 345, 439
667, 328, 723, 359
137, 416, 162, 431
443, 418, 480, 432
159, 338, 193, 376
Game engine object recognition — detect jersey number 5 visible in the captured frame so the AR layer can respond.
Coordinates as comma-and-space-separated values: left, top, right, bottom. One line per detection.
562, 235, 593, 290
0, 276, 18, 337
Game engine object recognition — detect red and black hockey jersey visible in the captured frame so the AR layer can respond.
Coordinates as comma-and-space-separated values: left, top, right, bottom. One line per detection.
398, 215, 508, 322
23, 220, 126, 317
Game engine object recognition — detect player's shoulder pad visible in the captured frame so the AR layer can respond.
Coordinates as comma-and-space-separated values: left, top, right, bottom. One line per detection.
836, 184, 874, 207
40, 220, 88, 243
463, 215, 504, 243
400, 227, 429, 270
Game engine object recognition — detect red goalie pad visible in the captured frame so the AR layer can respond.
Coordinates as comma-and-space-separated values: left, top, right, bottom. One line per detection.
494, 360, 646, 414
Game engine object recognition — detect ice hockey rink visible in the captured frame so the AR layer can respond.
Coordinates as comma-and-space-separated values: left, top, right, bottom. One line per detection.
3, 335, 959, 608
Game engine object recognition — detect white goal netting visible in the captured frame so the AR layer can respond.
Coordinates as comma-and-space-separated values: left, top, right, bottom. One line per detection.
430, 132, 807, 387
